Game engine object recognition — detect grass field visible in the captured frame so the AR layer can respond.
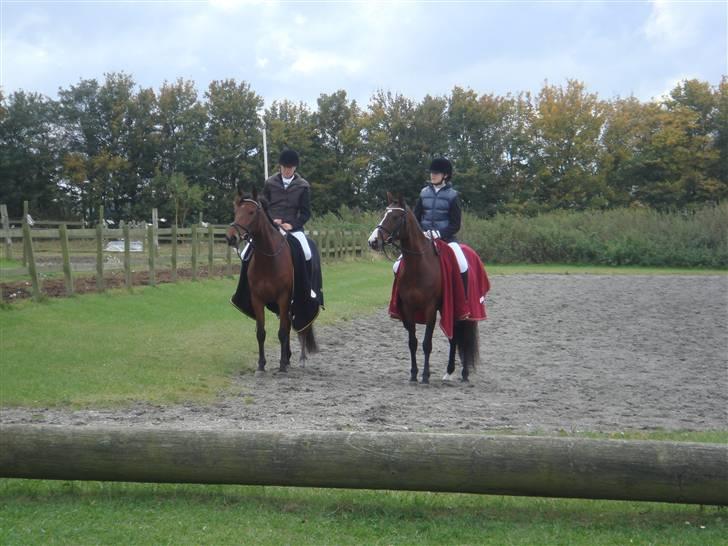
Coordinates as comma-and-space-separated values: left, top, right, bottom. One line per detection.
1, 259, 726, 544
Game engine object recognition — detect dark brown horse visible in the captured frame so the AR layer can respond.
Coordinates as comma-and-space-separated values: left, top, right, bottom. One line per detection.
369, 192, 479, 383
226, 189, 317, 373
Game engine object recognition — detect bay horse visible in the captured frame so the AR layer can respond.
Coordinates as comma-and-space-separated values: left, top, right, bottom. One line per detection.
225, 189, 317, 373
369, 192, 479, 383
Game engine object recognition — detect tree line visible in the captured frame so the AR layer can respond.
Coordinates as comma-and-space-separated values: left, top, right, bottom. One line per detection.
1, 74, 725, 225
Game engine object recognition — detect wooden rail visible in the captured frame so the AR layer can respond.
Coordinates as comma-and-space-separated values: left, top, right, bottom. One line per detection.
1, 426, 726, 505
1, 224, 371, 294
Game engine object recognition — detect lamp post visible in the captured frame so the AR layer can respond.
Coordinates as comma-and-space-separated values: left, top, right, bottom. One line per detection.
258, 113, 268, 179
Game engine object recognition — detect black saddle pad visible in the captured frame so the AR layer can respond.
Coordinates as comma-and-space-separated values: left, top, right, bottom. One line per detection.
230, 234, 323, 332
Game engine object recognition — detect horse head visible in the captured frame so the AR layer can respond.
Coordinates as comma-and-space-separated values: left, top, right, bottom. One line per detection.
368, 192, 410, 252
226, 187, 264, 249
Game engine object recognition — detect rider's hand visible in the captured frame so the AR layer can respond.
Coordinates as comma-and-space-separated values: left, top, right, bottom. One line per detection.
281, 222, 293, 231
424, 230, 440, 240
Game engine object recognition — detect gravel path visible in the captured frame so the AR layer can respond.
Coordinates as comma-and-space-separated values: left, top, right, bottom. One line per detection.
2, 274, 726, 433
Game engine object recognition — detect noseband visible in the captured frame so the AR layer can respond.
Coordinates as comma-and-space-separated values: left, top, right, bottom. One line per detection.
376, 207, 424, 256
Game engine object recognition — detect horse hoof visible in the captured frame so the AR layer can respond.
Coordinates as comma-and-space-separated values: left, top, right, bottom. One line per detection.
254, 370, 266, 377
442, 373, 454, 381
421, 378, 430, 385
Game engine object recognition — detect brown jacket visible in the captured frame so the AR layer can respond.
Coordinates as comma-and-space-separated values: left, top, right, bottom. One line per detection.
263, 173, 311, 231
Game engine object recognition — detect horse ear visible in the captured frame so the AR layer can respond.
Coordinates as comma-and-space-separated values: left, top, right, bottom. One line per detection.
397, 194, 407, 208
252, 186, 258, 201
386, 191, 394, 204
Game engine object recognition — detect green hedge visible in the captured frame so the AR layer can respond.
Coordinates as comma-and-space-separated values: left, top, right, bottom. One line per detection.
309, 203, 727, 268
460, 204, 728, 267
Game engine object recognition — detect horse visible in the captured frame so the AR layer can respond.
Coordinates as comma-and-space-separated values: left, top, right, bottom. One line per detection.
225, 188, 318, 373
368, 192, 479, 383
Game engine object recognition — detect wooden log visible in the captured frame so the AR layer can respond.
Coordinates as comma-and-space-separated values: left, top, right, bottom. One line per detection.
147, 225, 156, 287
0, 426, 725, 506
208, 224, 214, 277
1, 204, 12, 260
22, 200, 28, 266
95, 223, 104, 292
21, 219, 41, 301
171, 224, 178, 282
123, 223, 132, 290
59, 224, 73, 296
191, 224, 198, 281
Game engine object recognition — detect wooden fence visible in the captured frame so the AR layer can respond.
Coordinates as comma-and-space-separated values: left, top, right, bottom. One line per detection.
2, 425, 726, 505
1, 219, 371, 301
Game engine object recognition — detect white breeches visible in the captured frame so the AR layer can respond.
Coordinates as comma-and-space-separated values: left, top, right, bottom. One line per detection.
393, 242, 468, 274
449, 242, 468, 273
239, 231, 311, 261
291, 231, 312, 260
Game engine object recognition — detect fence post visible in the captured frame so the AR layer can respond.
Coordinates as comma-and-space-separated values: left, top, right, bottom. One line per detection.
95, 223, 105, 292
152, 208, 159, 257
59, 224, 73, 296
123, 223, 132, 290
191, 224, 198, 281
147, 225, 156, 287
208, 225, 214, 277
22, 200, 28, 266
21, 216, 41, 301
171, 224, 178, 283
1, 204, 11, 260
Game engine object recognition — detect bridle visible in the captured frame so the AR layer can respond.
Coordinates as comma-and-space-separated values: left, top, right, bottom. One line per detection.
375, 206, 424, 256
229, 199, 287, 258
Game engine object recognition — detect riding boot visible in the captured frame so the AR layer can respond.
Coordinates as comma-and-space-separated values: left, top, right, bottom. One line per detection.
460, 270, 469, 298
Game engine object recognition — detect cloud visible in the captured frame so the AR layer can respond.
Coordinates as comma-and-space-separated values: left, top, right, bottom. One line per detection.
643, 0, 701, 50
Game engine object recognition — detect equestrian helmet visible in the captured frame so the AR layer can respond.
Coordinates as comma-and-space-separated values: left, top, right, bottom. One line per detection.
429, 157, 453, 178
278, 149, 300, 167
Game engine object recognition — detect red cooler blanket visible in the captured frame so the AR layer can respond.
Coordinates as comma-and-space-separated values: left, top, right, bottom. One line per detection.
388, 240, 489, 339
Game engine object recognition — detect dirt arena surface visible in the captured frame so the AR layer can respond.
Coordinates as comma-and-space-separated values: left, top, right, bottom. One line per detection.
2, 274, 726, 434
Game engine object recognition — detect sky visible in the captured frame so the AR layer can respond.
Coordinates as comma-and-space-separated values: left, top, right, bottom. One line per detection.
1, 0, 726, 110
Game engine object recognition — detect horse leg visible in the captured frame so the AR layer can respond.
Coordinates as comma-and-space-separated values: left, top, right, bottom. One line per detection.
402, 320, 418, 382
252, 301, 266, 373
277, 300, 292, 373
421, 320, 436, 384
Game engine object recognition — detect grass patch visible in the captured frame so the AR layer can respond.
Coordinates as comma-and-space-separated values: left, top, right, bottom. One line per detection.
0, 260, 392, 407
0, 481, 725, 545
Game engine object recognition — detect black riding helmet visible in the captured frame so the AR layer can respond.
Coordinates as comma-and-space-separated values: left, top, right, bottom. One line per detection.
279, 149, 300, 167
429, 157, 453, 179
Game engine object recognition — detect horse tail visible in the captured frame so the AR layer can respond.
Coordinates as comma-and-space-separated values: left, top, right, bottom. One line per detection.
298, 324, 319, 355
455, 320, 479, 371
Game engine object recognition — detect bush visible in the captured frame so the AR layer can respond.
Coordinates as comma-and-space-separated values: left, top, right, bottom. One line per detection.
459, 204, 728, 267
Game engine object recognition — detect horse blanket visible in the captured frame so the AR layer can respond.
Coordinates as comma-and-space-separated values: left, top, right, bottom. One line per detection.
388, 241, 489, 339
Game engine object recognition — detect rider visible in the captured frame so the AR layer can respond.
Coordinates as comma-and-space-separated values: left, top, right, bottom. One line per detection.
262, 149, 312, 262
413, 157, 469, 289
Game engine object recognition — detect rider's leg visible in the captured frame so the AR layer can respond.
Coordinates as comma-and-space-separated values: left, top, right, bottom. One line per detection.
448, 242, 468, 296
291, 231, 312, 260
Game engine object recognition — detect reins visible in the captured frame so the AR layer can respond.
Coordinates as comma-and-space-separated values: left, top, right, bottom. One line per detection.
376, 207, 426, 256
230, 199, 288, 258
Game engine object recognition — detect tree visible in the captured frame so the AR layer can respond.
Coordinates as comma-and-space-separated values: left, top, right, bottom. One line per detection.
311, 90, 368, 213
363, 91, 428, 208
530, 80, 608, 210
204, 79, 264, 220
0, 90, 61, 217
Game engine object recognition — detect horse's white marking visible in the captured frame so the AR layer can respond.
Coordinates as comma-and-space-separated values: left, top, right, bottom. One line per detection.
369, 207, 406, 245
442, 372, 454, 381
